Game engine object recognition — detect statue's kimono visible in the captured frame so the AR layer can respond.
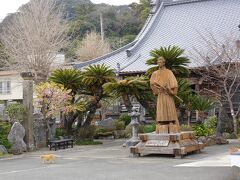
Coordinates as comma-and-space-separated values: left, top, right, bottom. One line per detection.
150, 68, 179, 129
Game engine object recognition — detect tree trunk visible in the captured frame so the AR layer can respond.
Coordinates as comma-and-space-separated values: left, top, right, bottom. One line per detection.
46, 120, 51, 139
187, 110, 191, 127
122, 94, 132, 113
77, 114, 84, 129
83, 104, 98, 127
43, 113, 51, 146
233, 116, 238, 136
229, 102, 238, 135
65, 112, 79, 135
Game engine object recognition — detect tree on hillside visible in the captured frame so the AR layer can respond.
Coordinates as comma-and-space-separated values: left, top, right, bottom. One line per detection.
192, 34, 240, 136
0, 0, 68, 83
76, 31, 111, 62
68, 2, 95, 40
130, 0, 151, 26
0, 40, 9, 69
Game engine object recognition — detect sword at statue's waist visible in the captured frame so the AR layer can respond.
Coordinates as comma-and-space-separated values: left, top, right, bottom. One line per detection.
153, 83, 183, 103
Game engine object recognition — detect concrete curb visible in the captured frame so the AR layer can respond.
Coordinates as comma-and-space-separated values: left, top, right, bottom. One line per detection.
0, 154, 23, 161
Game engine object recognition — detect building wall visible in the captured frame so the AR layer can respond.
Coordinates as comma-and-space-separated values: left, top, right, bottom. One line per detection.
0, 72, 23, 101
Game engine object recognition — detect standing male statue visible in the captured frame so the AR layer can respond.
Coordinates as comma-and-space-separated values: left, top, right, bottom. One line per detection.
150, 56, 180, 134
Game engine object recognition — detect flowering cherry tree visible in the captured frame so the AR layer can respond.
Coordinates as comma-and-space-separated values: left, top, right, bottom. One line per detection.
34, 82, 73, 139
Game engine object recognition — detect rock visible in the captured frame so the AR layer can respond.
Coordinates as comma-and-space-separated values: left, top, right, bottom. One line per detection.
199, 135, 229, 146
0, 145, 8, 154
215, 137, 229, 145
205, 136, 217, 146
198, 136, 207, 144
95, 118, 115, 130
222, 132, 237, 139
7, 122, 27, 154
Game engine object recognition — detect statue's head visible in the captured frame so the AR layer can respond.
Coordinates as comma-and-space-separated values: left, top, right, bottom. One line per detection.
157, 56, 166, 67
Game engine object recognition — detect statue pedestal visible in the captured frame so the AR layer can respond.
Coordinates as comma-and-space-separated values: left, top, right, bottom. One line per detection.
130, 131, 204, 158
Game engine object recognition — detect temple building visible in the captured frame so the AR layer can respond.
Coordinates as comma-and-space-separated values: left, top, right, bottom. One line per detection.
73, 0, 240, 122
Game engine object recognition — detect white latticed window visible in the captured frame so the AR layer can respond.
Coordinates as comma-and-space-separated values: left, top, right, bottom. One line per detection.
0, 81, 11, 94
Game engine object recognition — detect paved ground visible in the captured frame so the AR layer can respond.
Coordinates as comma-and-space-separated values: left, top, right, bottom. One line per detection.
0, 139, 239, 180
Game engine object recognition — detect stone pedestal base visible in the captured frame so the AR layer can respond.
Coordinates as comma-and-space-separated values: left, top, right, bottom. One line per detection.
130, 131, 204, 158
125, 137, 140, 147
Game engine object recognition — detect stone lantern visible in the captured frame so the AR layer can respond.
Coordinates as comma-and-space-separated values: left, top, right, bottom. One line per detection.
125, 107, 140, 147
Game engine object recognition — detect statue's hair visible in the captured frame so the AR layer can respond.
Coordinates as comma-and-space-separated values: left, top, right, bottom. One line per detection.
157, 56, 166, 63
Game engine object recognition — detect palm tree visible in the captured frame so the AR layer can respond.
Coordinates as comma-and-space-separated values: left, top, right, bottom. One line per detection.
146, 46, 190, 76
176, 79, 194, 125
81, 64, 116, 126
49, 69, 85, 134
49, 69, 82, 97
103, 76, 148, 112
191, 95, 214, 122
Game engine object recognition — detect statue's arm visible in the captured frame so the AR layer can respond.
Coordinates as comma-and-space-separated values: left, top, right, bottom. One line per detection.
150, 73, 159, 95
167, 70, 178, 95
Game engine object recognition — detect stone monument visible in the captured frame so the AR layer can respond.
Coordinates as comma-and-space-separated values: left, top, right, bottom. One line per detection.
7, 122, 27, 154
130, 57, 203, 158
20, 72, 36, 151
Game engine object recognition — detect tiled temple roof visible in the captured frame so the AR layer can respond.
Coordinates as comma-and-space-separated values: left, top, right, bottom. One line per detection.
74, 0, 240, 73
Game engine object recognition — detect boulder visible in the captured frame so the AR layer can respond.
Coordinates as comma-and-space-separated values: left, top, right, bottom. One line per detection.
0, 145, 8, 154
7, 122, 27, 154
95, 117, 115, 130
215, 136, 229, 145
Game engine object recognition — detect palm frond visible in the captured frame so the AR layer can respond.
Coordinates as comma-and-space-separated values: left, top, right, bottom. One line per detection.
146, 46, 190, 76
82, 64, 116, 86
49, 68, 82, 94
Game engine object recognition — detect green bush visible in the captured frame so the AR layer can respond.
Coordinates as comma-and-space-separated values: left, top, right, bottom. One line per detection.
0, 121, 10, 134
5, 103, 24, 124
95, 131, 113, 138
94, 127, 113, 139
138, 124, 145, 133
55, 128, 67, 138
95, 127, 108, 134
114, 130, 129, 139
180, 124, 193, 131
125, 124, 132, 136
125, 124, 145, 136
74, 125, 96, 141
143, 124, 156, 133
113, 120, 125, 130
0, 135, 11, 150
0, 121, 11, 150
119, 113, 131, 126
204, 116, 217, 135
193, 123, 210, 137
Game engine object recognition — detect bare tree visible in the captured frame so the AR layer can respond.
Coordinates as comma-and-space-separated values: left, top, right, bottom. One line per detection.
76, 31, 111, 62
0, 0, 68, 83
192, 33, 240, 135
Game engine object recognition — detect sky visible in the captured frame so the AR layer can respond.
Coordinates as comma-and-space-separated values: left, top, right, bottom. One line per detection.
0, 0, 140, 22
